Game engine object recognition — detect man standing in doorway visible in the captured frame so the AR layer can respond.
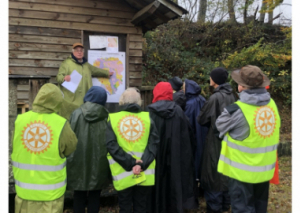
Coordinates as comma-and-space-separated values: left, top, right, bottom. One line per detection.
56, 42, 113, 120
197, 67, 237, 213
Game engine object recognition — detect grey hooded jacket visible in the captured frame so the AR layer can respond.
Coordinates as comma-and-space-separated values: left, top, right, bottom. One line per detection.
216, 88, 271, 140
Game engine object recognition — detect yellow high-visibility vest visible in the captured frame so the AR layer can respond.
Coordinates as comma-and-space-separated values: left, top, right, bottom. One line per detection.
11, 111, 67, 201
218, 99, 281, 183
108, 111, 155, 191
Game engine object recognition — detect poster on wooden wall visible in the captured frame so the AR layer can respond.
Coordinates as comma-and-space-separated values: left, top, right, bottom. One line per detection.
88, 50, 126, 103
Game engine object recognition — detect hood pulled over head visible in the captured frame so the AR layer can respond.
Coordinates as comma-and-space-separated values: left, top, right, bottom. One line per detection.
84, 86, 107, 106
152, 82, 173, 103
184, 79, 201, 100
33, 83, 64, 113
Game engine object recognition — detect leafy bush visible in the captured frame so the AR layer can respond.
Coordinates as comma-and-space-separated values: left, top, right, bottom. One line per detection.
142, 19, 291, 104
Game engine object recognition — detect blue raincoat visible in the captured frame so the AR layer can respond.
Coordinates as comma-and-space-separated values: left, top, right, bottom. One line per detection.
184, 79, 208, 180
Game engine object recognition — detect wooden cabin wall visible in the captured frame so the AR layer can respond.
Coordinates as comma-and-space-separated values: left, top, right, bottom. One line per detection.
9, 0, 143, 87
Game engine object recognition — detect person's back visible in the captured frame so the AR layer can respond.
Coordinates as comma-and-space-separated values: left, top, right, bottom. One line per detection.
197, 67, 237, 213
183, 79, 208, 181
216, 65, 281, 213
11, 83, 77, 213
148, 82, 198, 213
67, 86, 110, 213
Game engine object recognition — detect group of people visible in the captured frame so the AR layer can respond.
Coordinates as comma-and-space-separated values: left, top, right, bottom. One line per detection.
11, 43, 281, 213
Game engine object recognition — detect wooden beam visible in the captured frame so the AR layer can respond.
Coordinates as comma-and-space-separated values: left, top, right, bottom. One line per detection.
9, 34, 80, 45
131, 1, 160, 25
9, 67, 58, 76
126, 34, 130, 88
129, 56, 142, 64
9, 9, 134, 27
9, 42, 72, 52
157, 0, 183, 16
9, 59, 62, 68
9, 2, 135, 19
10, 0, 136, 12
129, 34, 143, 42
129, 41, 143, 49
9, 51, 69, 60
129, 49, 142, 57
9, 25, 81, 38
9, 17, 142, 34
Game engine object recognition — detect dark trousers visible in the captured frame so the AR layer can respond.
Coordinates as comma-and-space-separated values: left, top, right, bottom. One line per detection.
118, 185, 151, 213
228, 178, 269, 213
204, 190, 230, 213
73, 190, 101, 213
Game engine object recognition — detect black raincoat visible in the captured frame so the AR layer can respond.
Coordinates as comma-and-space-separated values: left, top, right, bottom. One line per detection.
197, 83, 238, 192
148, 100, 198, 213
184, 79, 208, 180
173, 90, 186, 111
67, 88, 110, 191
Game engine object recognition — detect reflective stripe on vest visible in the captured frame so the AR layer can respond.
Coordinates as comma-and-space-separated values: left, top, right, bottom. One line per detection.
12, 161, 66, 172
223, 135, 278, 154
15, 179, 66, 191
217, 99, 280, 183
219, 154, 275, 172
11, 111, 67, 201
108, 111, 155, 191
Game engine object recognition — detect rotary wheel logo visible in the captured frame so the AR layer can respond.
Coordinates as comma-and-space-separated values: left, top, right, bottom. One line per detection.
118, 115, 145, 143
21, 121, 53, 154
254, 106, 277, 138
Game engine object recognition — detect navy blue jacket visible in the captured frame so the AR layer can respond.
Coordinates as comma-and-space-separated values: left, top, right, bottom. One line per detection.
184, 79, 208, 180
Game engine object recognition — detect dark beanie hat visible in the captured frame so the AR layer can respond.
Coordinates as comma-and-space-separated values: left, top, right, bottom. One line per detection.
168, 76, 183, 91
84, 86, 107, 106
210, 67, 228, 85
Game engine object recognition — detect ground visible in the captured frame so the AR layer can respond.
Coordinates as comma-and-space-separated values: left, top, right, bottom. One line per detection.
63, 156, 292, 213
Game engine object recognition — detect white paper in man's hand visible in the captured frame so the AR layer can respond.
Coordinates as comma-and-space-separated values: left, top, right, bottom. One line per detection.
61, 70, 82, 93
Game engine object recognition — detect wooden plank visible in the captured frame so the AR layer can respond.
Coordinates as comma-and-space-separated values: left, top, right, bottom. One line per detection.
158, 0, 184, 16
129, 49, 142, 57
9, 0, 136, 12
129, 34, 143, 42
140, 86, 154, 91
129, 56, 142, 64
50, 77, 57, 84
17, 91, 29, 100
129, 64, 142, 71
129, 78, 142, 87
129, 41, 142, 49
17, 85, 30, 91
9, 59, 62, 68
9, 9, 134, 27
9, 51, 69, 60
9, 67, 58, 76
9, 34, 80, 45
129, 72, 142, 78
126, 34, 130, 88
131, 1, 160, 25
9, 2, 135, 19
9, 17, 142, 34
9, 25, 81, 38
9, 42, 72, 52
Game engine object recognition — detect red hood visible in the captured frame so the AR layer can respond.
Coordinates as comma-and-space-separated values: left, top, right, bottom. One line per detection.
152, 82, 173, 103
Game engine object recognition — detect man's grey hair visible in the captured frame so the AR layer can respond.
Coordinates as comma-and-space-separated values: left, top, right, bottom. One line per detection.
119, 87, 142, 106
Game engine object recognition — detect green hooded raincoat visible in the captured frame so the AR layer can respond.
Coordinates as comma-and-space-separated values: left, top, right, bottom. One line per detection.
14, 83, 78, 213
67, 102, 110, 191
56, 55, 109, 120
